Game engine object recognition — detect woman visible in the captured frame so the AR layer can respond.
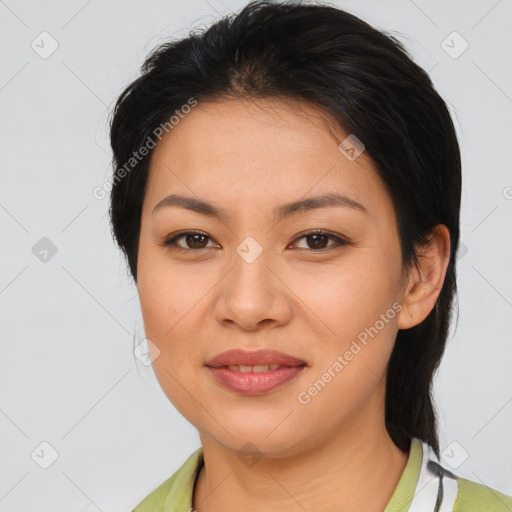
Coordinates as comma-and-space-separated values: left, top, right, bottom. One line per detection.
108, 1, 512, 510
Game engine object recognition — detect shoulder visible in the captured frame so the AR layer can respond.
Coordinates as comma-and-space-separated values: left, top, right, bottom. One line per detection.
453, 476, 512, 512
130, 473, 176, 512
409, 438, 512, 512
131, 448, 204, 512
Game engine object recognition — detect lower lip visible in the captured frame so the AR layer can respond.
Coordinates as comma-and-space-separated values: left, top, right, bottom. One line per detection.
207, 366, 305, 395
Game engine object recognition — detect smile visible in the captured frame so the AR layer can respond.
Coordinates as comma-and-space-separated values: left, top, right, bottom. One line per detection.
205, 349, 307, 395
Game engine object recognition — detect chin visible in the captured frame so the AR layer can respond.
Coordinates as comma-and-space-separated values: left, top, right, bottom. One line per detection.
226, 434, 303, 458
201, 419, 307, 456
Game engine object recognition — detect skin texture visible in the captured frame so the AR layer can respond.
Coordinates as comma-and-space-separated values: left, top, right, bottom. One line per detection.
136, 97, 451, 512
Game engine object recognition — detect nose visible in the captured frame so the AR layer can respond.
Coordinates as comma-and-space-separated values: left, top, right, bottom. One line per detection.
214, 240, 293, 332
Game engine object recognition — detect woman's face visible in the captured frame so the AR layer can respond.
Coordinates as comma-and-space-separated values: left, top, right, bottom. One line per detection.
137, 97, 410, 456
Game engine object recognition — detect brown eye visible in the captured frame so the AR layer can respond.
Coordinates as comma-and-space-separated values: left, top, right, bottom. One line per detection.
163, 231, 217, 250
292, 230, 348, 251
306, 233, 329, 249
183, 233, 209, 249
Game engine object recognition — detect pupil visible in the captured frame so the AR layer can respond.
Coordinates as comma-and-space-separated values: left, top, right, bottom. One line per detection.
309, 234, 327, 249
188, 234, 206, 248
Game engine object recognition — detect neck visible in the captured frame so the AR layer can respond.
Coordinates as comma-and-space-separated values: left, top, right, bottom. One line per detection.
192, 405, 409, 512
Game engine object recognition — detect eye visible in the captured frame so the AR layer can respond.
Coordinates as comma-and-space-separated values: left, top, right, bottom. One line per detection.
162, 230, 218, 251
291, 229, 348, 251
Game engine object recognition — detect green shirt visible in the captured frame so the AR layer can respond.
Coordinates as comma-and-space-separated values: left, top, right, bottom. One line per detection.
132, 438, 512, 511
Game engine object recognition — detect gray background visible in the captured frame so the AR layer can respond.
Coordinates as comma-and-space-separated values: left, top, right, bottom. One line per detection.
1, 0, 511, 510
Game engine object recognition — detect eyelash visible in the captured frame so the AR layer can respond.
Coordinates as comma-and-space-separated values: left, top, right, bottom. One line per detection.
161, 229, 349, 253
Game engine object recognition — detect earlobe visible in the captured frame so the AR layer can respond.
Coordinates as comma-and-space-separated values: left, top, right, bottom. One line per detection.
397, 225, 451, 330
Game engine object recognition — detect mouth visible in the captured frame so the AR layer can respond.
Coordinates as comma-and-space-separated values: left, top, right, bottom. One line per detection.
205, 349, 307, 395
220, 363, 294, 372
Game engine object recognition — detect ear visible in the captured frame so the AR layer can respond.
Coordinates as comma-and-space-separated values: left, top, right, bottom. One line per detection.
397, 224, 451, 330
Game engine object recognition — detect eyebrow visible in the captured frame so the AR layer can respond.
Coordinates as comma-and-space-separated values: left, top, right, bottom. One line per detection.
152, 192, 368, 222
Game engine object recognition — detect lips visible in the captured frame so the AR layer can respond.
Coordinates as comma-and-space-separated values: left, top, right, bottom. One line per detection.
206, 349, 306, 368
205, 349, 307, 395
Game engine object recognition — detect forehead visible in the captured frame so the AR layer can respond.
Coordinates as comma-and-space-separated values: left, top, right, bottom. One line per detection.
145, 98, 390, 219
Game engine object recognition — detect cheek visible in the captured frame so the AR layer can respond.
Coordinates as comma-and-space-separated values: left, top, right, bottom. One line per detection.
138, 271, 196, 365
137, 239, 195, 340
294, 250, 402, 344
136, 248, 194, 382
295, 318, 397, 431
293, 251, 401, 402
137, 257, 206, 422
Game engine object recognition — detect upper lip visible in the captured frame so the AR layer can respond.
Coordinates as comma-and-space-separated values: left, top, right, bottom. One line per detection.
205, 349, 306, 368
